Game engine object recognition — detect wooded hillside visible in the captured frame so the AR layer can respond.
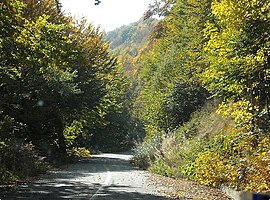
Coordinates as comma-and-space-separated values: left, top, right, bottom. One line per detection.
105, 18, 156, 77
129, 0, 270, 193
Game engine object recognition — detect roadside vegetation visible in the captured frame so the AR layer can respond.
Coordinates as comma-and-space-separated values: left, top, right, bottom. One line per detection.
130, 0, 270, 193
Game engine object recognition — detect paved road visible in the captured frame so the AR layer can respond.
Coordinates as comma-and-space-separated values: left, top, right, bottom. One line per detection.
0, 153, 170, 199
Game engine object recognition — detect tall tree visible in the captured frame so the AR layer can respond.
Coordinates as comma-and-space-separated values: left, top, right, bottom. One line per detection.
202, 0, 270, 112
0, 0, 128, 158
133, 0, 212, 137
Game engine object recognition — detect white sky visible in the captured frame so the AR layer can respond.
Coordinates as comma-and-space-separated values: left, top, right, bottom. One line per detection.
60, 0, 154, 32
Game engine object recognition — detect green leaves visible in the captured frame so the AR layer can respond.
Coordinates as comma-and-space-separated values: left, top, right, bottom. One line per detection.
203, 0, 270, 107
0, 0, 131, 161
132, 0, 270, 193
133, 0, 211, 137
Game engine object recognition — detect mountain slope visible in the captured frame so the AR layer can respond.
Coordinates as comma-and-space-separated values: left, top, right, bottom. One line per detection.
105, 18, 156, 74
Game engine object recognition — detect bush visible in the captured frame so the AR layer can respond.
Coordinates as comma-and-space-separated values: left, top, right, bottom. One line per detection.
149, 134, 207, 179
0, 112, 50, 184
134, 100, 270, 193
185, 123, 270, 192
194, 151, 228, 186
149, 157, 177, 177
131, 133, 163, 169
67, 147, 91, 161
0, 141, 50, 184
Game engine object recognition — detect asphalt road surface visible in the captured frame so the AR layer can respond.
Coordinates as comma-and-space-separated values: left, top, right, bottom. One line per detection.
0, 153, 171, 200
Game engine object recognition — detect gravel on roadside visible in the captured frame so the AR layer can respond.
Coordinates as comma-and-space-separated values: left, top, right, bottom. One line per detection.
148, 173, 232, 200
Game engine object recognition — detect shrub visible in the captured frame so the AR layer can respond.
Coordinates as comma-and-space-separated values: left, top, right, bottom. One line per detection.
67, 147, 91, 160
149, 135, 207, 179
131, 133, 163, 169
0, 141, 50, 184
138, 100, 270, 193
194, 151, 228, 186
242, 136, 270, 192
192, 127, 270, 192
149, 157, 177, 177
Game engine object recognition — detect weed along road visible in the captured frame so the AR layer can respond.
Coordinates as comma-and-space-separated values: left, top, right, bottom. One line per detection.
0, 153, 170, 200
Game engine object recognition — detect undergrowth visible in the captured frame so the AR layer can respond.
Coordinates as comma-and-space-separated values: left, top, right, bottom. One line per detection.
0, 141, 50, 184
131, 133, 163, 169
0, 143, 92, 184
67, 147, 91, 161
132, 100, 270, 193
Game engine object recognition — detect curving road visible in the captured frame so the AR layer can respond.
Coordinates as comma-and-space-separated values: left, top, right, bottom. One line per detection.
0, 153, 171, 200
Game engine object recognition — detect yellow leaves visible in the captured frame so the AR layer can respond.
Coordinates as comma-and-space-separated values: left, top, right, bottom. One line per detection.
8, 67, 22, 79
244, 148, 270, 192
211, 0, 270, 29
194, 152, 227, 186
259, 137, 270, 152
216, 100, 256, 126
257, 183, 269, 192
227, 170, 239, 182
205, 0, 270, 100
64, 120, 84, 147
258, 152, 267, 160
191, 127, 270, 192
66, 147, 91, 158
15, 14, 51, 52
243, 48, 268, 75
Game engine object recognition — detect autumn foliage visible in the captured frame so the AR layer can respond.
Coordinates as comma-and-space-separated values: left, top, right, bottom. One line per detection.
131, 0, 270, 193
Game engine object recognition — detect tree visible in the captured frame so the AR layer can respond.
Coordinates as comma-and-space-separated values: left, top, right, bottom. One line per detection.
133, 0, 212, 137
203, 0, 270, 113
0, 0, 130, 160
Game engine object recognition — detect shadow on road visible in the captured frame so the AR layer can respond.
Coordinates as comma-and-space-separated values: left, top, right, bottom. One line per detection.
1, 181, 170, 199
0, 154, 171, 200
74, 157, 134, 173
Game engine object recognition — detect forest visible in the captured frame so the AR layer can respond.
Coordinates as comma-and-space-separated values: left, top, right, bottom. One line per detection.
108, 0, 270, 193
0, 0, 138, 183
0, 0, 270, 194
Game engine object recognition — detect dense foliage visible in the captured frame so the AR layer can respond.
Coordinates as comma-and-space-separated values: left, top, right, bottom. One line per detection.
1, 0, 269, 192
131, 0, 270, 193
105, 18, 156, 77
0, 0, 135, 183
133, 0, 210, 138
